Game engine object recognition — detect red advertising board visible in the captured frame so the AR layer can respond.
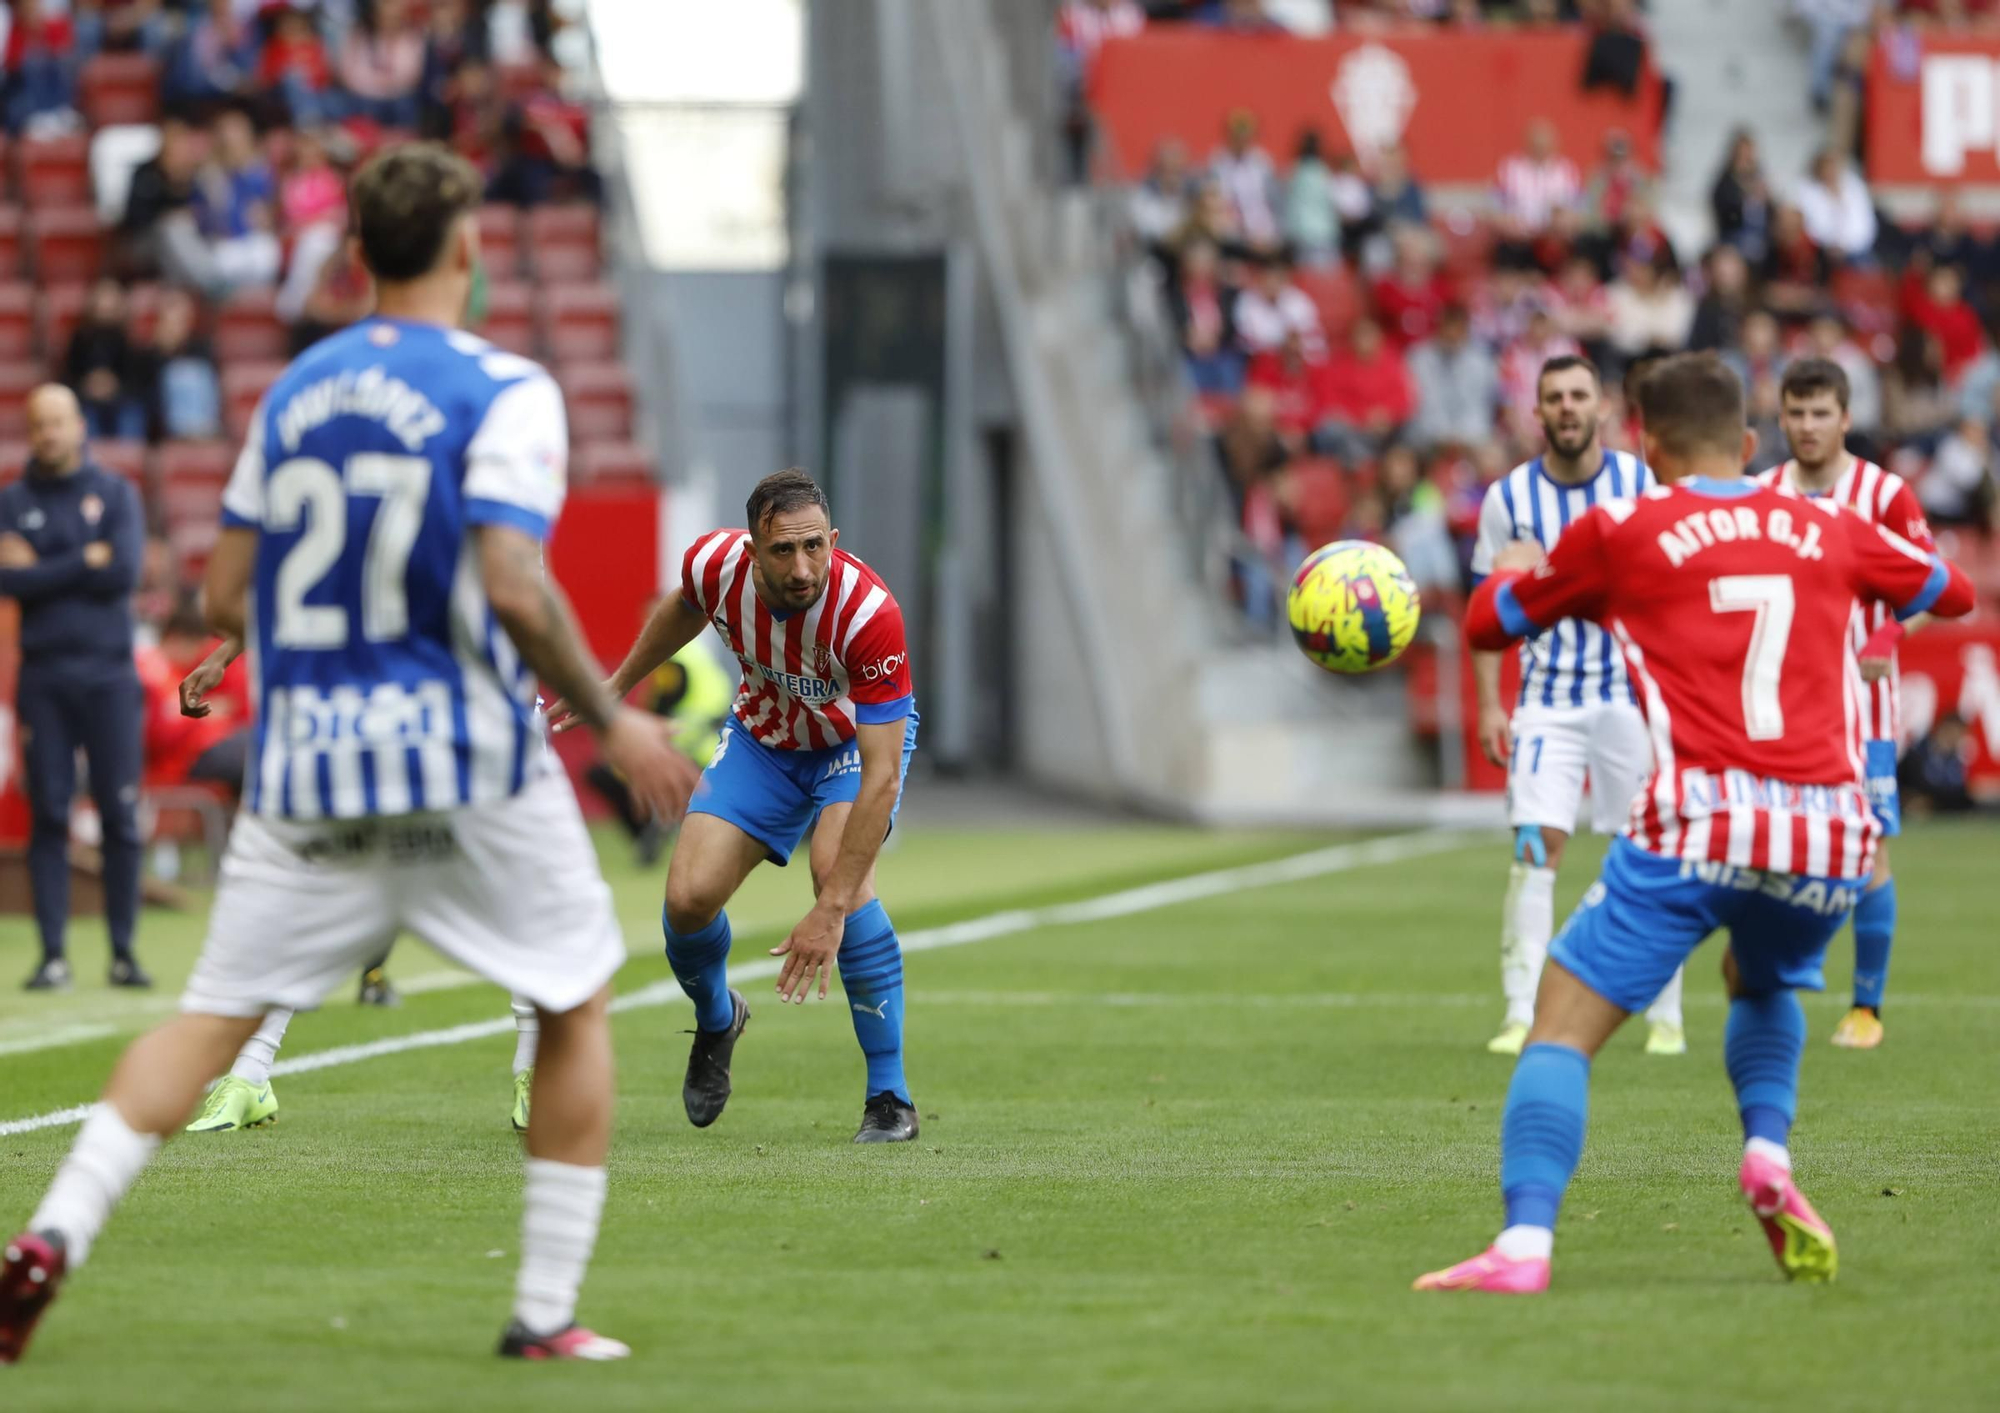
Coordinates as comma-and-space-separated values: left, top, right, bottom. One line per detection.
1089, 29, 1663, 185
1868, 34, 2000, 183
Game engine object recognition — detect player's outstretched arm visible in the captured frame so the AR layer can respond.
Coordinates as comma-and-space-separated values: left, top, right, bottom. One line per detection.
201, 527, 258, 642
479, 524, 699, 821
549, 589, 708, 733
178, 634, 243, 718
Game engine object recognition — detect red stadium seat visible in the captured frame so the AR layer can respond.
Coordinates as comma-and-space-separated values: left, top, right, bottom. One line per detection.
479, 204, 523, 279
1285, 457, 1350, 548
0, 208, 22, 281
1292, 264, 1362, 344
154, 440, 236, 536
0, 441, 27, 483
123, 282, 163, 344
559, 362, 634, 442
526, 206, 600, 281
37, 283, 88, 368
222, 361, 287, 441
478, 280, 536, 357
215, 287, 287, 363
539, 282, 619, 363
88, 438, 149, 490
0, 285, 34, 360
14, 135, 92, 209
27, 208, 104, 284
80, 54, 162, 128
0, 362, 45, 437
572, 441, 654, 486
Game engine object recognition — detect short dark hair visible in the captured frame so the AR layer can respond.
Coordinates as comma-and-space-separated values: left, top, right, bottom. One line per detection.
746, 468, 830, 535
1635, 352, 1746, 458
1780, 357, 1851, 411
349, 143, 484, 282
1537, 353, 1600, 396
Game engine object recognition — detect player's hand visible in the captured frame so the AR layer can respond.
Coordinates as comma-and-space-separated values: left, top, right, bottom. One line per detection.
0, 533, 36, 568
600, 707, 699, 822
178, 659, 228, 717
1858, 654, 1892, 683
770, 901, 845, 1004
82, 541, 112, 569
1493, 540, 1546, 574
547, 679, 621, 734
1478, 704, 1512, 767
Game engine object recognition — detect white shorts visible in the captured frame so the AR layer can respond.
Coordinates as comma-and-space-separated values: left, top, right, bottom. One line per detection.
1507, 701, 1653, 836
182, 772, 624, 1019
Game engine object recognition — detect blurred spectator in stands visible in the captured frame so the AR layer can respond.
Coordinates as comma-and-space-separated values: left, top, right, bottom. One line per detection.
1371, 225, 1452, 349
487, 58, 602, 206
1919, 189, 1996, 287
1211, 109, 1281, 251
1195, 0, 1288, 31
1580, 0, 1656, 102
1690, 244, 1753, 352
280, 128, 347, 239
1368, 142, 1428, 231
283, 234, 373, 355
1900, 712, 1976, 817
1382, 443, 1460, 593
1605, 247, 1691, 375
1326, 148, 1375, 263
1922, 416, 1999, 526
1246, 329, 1335, 441
1057, 0, 1144, 181
139, 598, 251, 799
62, 279, 146, 442
1883, 326, 1956, 454
1498, 303, 1578, 445
164, 0, 256, 108
117, 113, 203, 283
1905, 263, 1994, 394
260, 6, 335, 127
1283, 130, 1341, 267
421, 0, 490, 137
1582, 130, 1651, 233
4, 0, 81, 135
1173, 237, 1245, 396
1315, 317, 1414, 462
340, 0, 426, 129
132, 287, 221, 442
1340, 482, 1388, 543
1472, 264, 1539, 350
1733, 311, 1790, 470
1797, 148, 1878, 264
1711, 127, 1772, 261
1406, 303, 1498, 452
1543, 254, 1612, 367
1132, 140, 1195, 252
73, 0, 171, 59
1171, 179, 1247, 260
1798, 0, 1876, 112
1493, 118, 1581, 270
191, 107, 281, 294
442, 55, 504, 170
1758, 204, 1831, 321
1806, 313, 1883, 439
1235, 249, 1323, 357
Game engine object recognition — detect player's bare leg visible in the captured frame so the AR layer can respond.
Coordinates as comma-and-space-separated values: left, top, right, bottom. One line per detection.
661, 813, 766, 1127
3, 1012, 261, 1363
1419, 962, 1625, 1293
1833, 842, 1892, 1050
499, 985, 629, 1360
1492, 825, 1568, 1055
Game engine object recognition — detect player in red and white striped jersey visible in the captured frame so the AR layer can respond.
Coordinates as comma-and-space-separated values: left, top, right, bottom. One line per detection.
1761, 359, 1935, 1048
561, 469, 923, 1144
1418, 354, 1976, 1295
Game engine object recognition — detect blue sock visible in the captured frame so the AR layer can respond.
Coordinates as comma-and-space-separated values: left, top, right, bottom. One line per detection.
837, 900, 910, 1104
1725, 989, 1805, 1147
1851, 879, 1897, 1010
1499, 1043, 1590, 1231
663, 909, 735, 1033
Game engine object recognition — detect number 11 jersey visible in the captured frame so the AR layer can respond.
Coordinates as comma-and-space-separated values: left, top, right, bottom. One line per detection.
220, 318, 568, 822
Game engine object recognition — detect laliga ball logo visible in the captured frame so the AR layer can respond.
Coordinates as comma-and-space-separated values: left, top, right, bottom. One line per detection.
1287, 541, 1422, 675
1331, 43, 1416, 162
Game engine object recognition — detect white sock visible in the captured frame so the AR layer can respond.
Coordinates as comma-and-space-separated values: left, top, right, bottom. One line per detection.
1500, 863, 1557, 1026
513, 1158, 607, 1335
1745, 1136, 1792, 1171
229, 1008, 294, 1086
1495, 1224, 1554, 1261
1644, 967, 1685, 1029
510, 998, 540, 1076
29, 1104, 162, 1268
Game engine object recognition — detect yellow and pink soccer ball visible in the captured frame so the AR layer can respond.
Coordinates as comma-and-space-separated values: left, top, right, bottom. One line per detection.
1285, 541, 1422, 674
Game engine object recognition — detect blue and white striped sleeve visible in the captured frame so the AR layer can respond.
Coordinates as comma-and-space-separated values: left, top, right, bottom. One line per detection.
220, 402, 265, 528
464, 373, 568, 541
1467, 480, 1513, 587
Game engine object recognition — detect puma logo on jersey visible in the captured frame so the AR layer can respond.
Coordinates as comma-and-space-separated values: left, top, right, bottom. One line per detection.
1656, 505, 1826, 569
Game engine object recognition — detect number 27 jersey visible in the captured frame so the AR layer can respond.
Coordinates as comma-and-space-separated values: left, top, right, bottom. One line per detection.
220, 319, 568, 822
1491, 479, 1954, 880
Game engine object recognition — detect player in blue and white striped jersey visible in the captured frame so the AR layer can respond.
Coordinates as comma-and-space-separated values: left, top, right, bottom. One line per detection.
1469, 355, 1686, 1058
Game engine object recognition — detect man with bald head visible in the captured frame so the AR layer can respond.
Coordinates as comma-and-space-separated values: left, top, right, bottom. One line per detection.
0, 384, 148, 991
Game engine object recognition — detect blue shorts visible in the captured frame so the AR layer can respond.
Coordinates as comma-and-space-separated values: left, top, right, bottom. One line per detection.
1865, 739, 1901, 837
1550, 837, 1864, 1010
688, 713, 919, 866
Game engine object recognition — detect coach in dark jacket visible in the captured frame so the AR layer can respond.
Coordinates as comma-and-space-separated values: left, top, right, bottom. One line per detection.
0, 385, 149, 991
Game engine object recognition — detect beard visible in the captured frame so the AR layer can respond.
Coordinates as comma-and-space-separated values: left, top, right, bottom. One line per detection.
1542, 418, 1597, 459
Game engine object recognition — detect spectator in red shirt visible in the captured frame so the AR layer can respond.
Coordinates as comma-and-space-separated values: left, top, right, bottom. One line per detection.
1315, 318, 1415, 463
3, 0, 79, 135
261, 7, 334, 127
1905, 263, 1991, 386
489, 58, 603, 206
1370, 225, 1454, 349
1246, 330, 1335, 441
1582, 129, 1652, 232
138, 602, 251, 799
1758, 203, 1831, 321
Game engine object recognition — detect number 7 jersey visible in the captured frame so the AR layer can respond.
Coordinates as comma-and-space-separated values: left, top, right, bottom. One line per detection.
1475, 478, 1962, 881
220, 319, 568, 821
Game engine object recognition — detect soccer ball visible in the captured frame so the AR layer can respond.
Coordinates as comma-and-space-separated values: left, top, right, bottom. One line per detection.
1286, 541, 1422, 674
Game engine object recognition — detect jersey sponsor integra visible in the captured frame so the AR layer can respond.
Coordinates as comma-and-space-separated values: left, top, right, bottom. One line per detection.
680, 528, 914, 751
1492, 479, 1953, 881
1756, 458, 1934, 744
1472, 451, 1652, 708
220, 319, 568, 821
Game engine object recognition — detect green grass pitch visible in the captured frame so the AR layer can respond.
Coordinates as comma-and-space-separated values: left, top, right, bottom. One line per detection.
1, 818, 1996, 1412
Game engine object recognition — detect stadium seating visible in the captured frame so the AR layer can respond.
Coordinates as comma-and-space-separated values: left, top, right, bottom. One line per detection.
526, 205, 601, 281
479, 204, 524, 279
0, 362, 44, 437
223, 361, 287, 441
572, 440, 655, 486
479, 280, 536, 356
0, 208, 23, 281
0, 285, 34, 360
560, 362, 635, 441
14, 135, 93, 209
80, 54, 164, 129
90, 439, 151, 490
214, 288, 288, 363
541, 282, 620, 363
27, 208, 104, 284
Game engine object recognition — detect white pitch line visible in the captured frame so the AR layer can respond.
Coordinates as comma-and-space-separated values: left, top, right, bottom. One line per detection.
0, 829, 1479, 1139
0, 1023, 118, 1057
